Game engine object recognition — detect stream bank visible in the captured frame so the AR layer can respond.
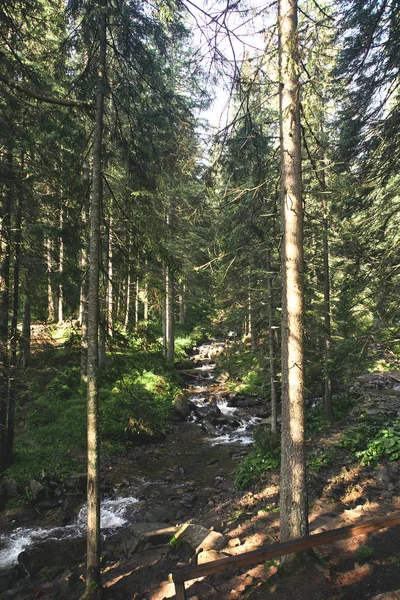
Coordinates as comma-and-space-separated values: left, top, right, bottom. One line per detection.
0, 340, 272, 599
3, 344, 400, 599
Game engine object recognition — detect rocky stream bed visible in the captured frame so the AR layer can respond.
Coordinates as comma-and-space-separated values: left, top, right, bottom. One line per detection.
2, 343, 400, 599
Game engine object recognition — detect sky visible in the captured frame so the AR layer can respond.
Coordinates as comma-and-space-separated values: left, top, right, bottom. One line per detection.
183, 0, 275, 129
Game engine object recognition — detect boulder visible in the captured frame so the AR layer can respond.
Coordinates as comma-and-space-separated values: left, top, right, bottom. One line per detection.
63, 473, 87, 493
18, 537, 86, 577
173, 523, 227, 555
3, 479, 19, 499
29, 480, 46, 503
173, 392, 191, 420
105, 523, 177, 559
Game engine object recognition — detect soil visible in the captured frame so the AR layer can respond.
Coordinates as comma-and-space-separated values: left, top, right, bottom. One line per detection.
3, 344, 400, 600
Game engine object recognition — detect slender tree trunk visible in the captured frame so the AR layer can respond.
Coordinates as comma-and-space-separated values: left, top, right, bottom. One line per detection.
106, 217, 113, 337
135, 276, 139, 325
7, 190, 22, 464
320, 160, 333, 422
178, 280, 185, 325
165, 198, 175, 361
124, 271, 131, 331
267, 251, 278, 433
0, 151, 12, 471
278, 0, 309, 550
248, 284, 257, 352
165, 265, 175, 361
57, 206, 63, 324
46, 237, 55, 322
83, 3, 106, 595
143, 280, 149, 323
21, 274, 31, 370
143, 258, 149, 324
80, 224, 89, 378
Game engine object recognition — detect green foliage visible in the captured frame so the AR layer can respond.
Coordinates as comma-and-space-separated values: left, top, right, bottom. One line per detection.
355, 544, 374, 560
336, 414, 382, 455
356, 420, 400, 466
8, 335, 182, 483
216, 342, 270, 398
307, 450, 332, 473
306, 392, 357, 436
234, 426, 280, 490
227, 508, 247, 523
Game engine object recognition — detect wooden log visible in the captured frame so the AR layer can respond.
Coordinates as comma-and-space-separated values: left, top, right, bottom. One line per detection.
171, 512, 400, 587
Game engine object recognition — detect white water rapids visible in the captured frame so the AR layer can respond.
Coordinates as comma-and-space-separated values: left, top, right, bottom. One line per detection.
0, 495, 138, 569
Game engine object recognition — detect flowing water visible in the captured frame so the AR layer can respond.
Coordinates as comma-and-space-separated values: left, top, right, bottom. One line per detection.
1, 341, 264, 572
0, 496, 139, 569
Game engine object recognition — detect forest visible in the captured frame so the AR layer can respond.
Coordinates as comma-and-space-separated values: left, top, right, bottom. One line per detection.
1, 0, 400, 598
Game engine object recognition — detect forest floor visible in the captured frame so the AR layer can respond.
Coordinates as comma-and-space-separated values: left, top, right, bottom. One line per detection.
3, 341, 400, 599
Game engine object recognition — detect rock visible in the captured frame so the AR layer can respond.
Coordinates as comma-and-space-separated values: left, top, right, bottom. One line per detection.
18, 537, 86, 577
0, 566, 17, 594
201, 421, 220, 436
197, 549, 227, 564
228, 537, 241, 548
173, 392, 191, 420
29, 479, 46, 503
62, 494, 84, 523
173, 523, 227, 556
217, 372, 230, 383
3, 480, 19, 499
105, 523, 176, 558
63, 473, 87, 493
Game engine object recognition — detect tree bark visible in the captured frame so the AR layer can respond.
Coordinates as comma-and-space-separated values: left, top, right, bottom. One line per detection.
83, 2, 106, 595
57, 205, 63, 324
7, 187, 22, 464
106, 217, 113, 337
21, 277, 31, 370
80, 207, 89, 378
0, 151, 12, 471
267, 251, 278, 433
46, 237, 55, 323
320, 159, 333, 422
278, 0, 309, 550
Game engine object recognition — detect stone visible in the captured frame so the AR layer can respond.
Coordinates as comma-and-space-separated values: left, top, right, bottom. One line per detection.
3, 479, 18, 499
197, 549, 226, 564
105, 523, 177, 558
217, 372, 230, 383
29, 479, 46, 503
228, 537, 241, 548
18, 537, 86, 577
173, 392, 191, 420
63, 473, 87, 493
173, 523, 227, 555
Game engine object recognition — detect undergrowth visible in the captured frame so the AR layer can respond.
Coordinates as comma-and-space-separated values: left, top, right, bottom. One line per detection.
6, 323, 199, 486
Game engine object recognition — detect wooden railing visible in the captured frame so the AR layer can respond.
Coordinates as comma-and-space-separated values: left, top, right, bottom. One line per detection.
170, 512, 400, 600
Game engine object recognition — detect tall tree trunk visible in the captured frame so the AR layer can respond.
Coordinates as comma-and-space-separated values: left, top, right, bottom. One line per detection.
135, 276, 139, 325
143, 280, 149, 323
83, 3, 106, 595
164, 198, 175, 361
80, 203, 89, 378
165, 265, 175, 361
106, 217, 113, 337
57, 206, 63, 324
7, 189, 22, 464
178, 280, 185, 325
320, 158, 333, 422
46, 237, 55, 323
267, 251, 278, 433
278, 0, 309, 550
0, 151, 12, 471
21, 274, 31, 370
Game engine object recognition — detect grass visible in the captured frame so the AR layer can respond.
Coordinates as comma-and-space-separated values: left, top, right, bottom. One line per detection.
6, 324, 186, 488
